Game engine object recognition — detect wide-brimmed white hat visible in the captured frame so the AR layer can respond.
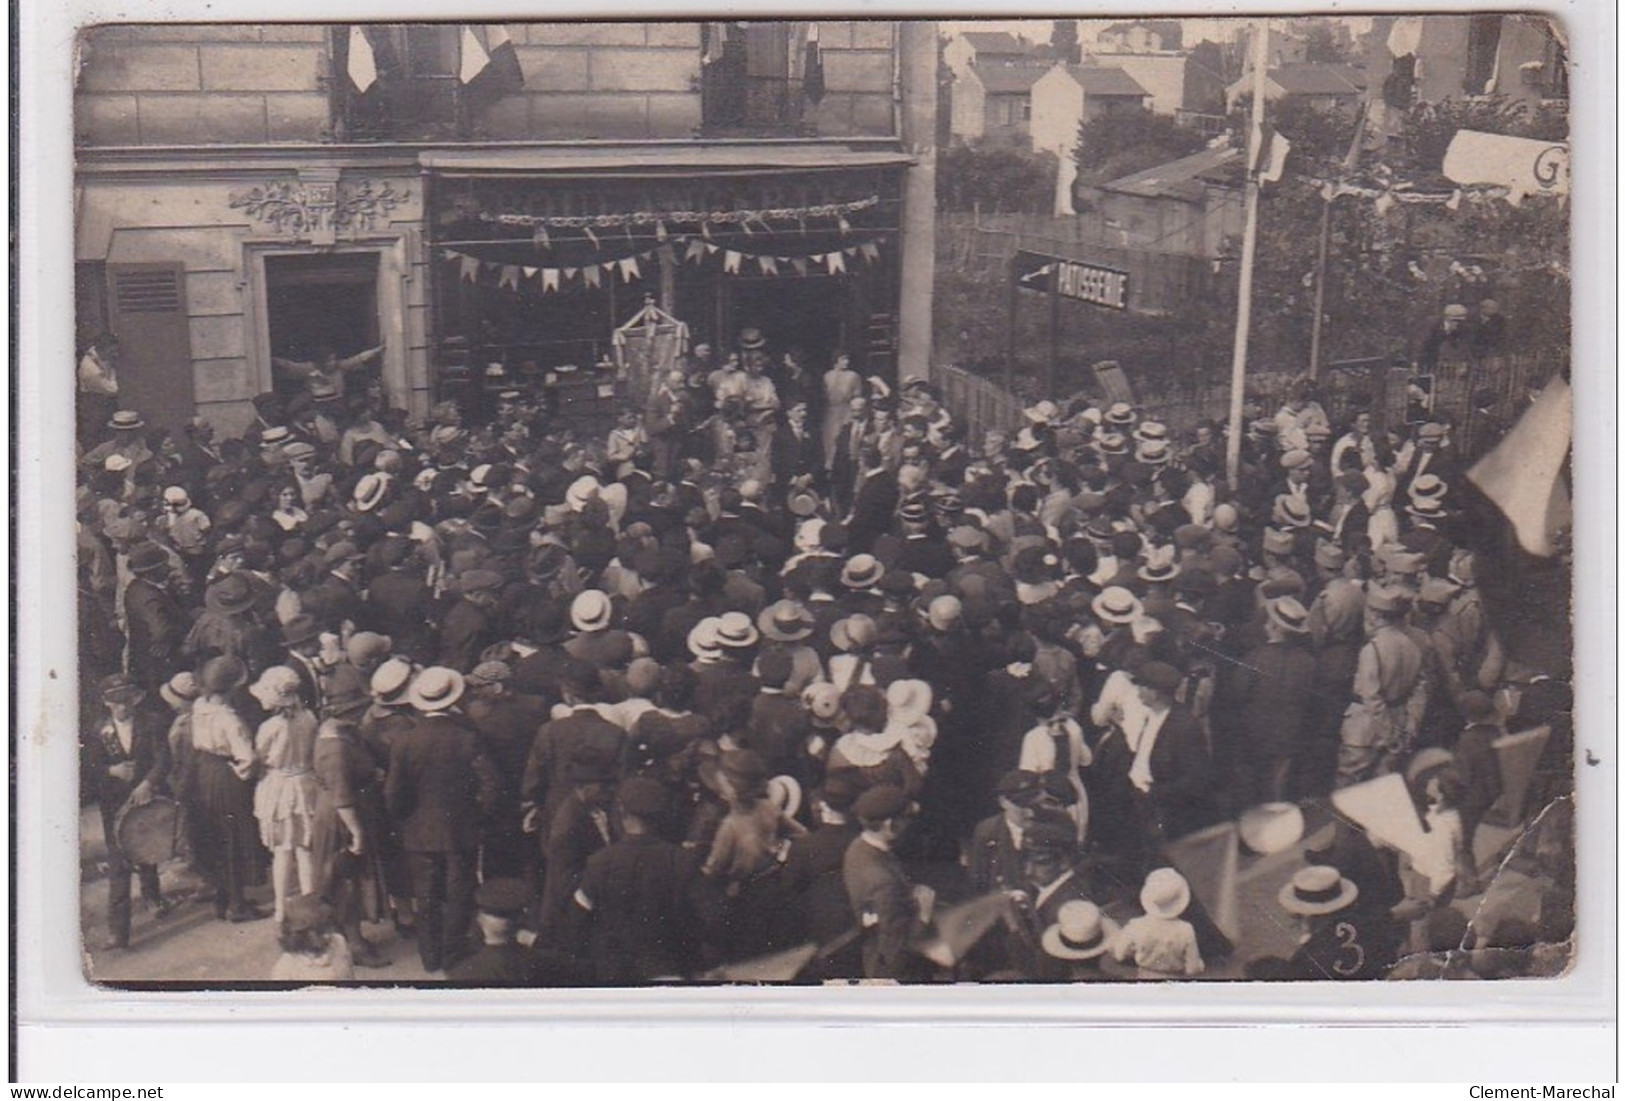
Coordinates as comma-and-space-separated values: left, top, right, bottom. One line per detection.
408, 666, 466, 713
688, 617, 723, 661
714, 611, 760, 650
767, 775, 803, 821
1279, 864, 1360, 916
1091, 586, 1143, 625
249, 665, 303, 711
1041, 900, 1119, 961
1237, 801, 1306, 855
353, 472, 388, 512
1139, 867, 1192, 920
571, 589, 614, 632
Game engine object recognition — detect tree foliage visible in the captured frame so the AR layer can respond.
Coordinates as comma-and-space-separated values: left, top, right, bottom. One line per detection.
1073, 108, 1211, 186
937, 142, 1058, 214
1048, 20, 1080, 65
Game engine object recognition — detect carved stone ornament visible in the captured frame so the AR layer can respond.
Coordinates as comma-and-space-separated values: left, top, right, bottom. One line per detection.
229, 175, 409, 244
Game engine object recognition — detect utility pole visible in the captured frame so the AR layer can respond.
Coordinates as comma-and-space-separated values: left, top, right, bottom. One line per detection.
1225, 18, 1270, 491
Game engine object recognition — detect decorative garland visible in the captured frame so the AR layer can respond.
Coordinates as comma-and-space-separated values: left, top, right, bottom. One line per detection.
1308, 177, 1567, 212
441, 233, 886, 293
477, 195, 881, 236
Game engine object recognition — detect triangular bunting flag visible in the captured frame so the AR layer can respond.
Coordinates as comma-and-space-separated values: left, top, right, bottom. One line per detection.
859, 241, 880, 263
837, 216, 851, 234
534, 226, 551, 249
541, 269, 560, 292
723, 250, 742, 274
758, 256, 778, 275
701, 222, 713, 242
498, 265, 520, 290
619, 257, 640, 282
583, 266, 601, 288
441, 249, 458, 262
791, 258, 809, 276
584, 226, 600, 250
843, 246, 858, 257
563, 267, 578, 280
655, 221, 669, 242
826, 252, 846, 274
522, 265, 538, 278
684, 239, 706, 263
704, 243, 719, 255
459, 255, 480, 282
347, 26, 379, 93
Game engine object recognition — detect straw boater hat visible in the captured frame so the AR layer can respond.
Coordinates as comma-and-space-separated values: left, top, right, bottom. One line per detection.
714, 611, 760, 650
408, 666, 466, 713
925, 594, 963, 632
830, 614, 877, 653
1095, 432, 1129, 456
159, 671, 200, 711
1265, 595, 1311, 635
737, 327, 767, 351
1042, 900, 1119, 962
1139, 867, 1192, 920
1132, 420, 1168, 444
353, 473, 388, 513
1407, 495, 1448, 520
758, 599, 815, 643
571, 589, 614, 633
1091, 586, 1143, 625
841, 554, 885, 590
1275, 495, 1313, 529
1104, 402, 1136, 426
565, 475, 601, 512
688, 617, 723, 661
370, 658, 416, 705
1023, 400, 1060, 425
1279, 865, 1360, 916
1409, 473, 1449, 503
1237, 801, 1306, 855
1134, 439, 1172, 466
108, 410, 145, 431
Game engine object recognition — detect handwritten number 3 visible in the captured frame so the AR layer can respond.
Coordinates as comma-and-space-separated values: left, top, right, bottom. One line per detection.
1332, 921, 1365, 977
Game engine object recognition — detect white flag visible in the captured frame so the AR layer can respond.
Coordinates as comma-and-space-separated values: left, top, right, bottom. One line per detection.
1467, 376, 1572, 556
459, 26, 491, 84
348, 26, 378, 93
1260, 130, 1291, 184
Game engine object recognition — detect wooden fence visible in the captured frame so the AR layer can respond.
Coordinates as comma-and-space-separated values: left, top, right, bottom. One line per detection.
933, 349, 1567, 456
938, 212, 1216, 317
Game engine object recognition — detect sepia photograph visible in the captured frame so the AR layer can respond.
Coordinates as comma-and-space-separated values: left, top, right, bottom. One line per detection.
67, 13, 1576, 990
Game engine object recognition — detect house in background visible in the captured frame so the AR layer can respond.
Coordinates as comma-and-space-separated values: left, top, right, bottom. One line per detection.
1086, 50, 1227, 117
941, 30, 1042, 78
1093, 20, 1183, 54
942, 29, 1051, 146
1225, 63, 1367, 111
1029, 64, 1151, 157
948, 65, 1046, 145
1074, 144, 1245, 258
1358, 13, 1567, 114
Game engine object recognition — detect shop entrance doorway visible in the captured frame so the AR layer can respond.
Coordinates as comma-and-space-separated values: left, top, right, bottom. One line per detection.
718, 274, 853, 371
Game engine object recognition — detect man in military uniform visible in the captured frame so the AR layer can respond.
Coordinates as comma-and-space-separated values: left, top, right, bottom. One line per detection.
842, 785, 935, 980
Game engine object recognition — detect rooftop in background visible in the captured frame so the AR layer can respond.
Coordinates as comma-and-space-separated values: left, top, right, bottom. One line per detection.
972, 66, 1048, 94
1062, 65, 1153, 98
1100, 143, 1243, 201
1267, 63, 1369, 95
956, 31, 1032, 56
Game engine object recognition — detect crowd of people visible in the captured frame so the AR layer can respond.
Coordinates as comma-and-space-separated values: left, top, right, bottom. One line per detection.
76, 326, 1573, 984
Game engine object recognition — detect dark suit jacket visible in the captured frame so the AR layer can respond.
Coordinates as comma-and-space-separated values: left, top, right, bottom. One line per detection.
83, 704, 172, 816
384, 712, 497, 853
123, 577, 186, 686
967, 814, 1026, 895
521, 708, 627, 828
363, 568, 436, 659
1147, 705, 1217, 840
439, 598, 496, 673
771, 425, 824, 487
847, 469, 899, 555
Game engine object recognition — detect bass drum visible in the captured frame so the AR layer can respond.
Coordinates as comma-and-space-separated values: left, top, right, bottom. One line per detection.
113, 795, 182, 867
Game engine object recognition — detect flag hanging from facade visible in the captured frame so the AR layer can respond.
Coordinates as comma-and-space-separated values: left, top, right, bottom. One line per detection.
347, 26, 378, 93
461, 25, 525, 96
803, 23, 826, 105
1467, 375, 1572, 556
